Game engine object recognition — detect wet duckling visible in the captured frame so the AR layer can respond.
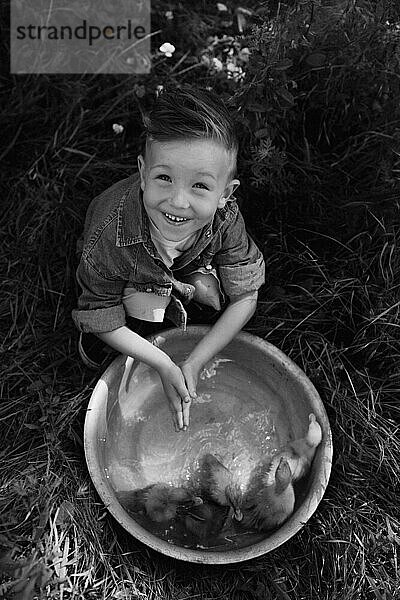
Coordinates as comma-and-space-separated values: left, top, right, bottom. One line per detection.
280, 413, 322, 481
201, 453, 244, 522
144, 483, 202, 523
242, 456, 295, 531
183, 502, 231, 542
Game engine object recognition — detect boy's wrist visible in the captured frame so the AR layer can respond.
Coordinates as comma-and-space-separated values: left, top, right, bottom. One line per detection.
183, 353, 203, 373
155, 351, 175, 375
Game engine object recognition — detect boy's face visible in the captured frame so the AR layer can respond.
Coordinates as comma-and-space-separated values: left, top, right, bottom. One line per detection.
138, 138, 239, 241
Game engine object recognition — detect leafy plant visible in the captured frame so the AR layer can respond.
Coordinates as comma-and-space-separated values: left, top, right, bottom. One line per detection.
231, 0, 400, 237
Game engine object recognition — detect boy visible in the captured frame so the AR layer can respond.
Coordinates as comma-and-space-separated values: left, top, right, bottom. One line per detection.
72, 87, 265, 431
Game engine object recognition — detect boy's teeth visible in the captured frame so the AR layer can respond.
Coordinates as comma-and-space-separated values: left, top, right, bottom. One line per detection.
165, 213, 187, 222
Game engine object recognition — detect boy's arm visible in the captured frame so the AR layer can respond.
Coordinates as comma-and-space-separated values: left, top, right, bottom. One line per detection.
180, 290, 258, 397
73, 261, 191, 430
180, 203, 265, 394
98, 327, 191, 430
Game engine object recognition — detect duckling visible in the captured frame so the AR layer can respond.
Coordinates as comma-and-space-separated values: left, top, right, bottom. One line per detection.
144, 483, 202, 523
280, 413, 322, 481
183, 502, 231, 542
242, 456, 295, 531
117, 488, 148, 516
200, 453, 244, 522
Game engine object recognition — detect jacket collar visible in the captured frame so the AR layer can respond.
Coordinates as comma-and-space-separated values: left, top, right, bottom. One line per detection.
116, 175, 149, 247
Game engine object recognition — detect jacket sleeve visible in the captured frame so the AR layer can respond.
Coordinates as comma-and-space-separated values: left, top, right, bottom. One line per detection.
72, 259, 127, 333
214, 206, 265, 297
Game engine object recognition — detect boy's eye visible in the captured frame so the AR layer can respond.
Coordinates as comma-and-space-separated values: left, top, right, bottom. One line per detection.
156, 174, 171, 182
193, 183, 209, 190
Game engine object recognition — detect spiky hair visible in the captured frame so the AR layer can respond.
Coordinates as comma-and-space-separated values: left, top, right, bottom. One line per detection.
142, 86, 238, 176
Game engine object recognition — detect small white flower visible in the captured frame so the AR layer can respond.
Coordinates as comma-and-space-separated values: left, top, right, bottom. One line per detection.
165, 10, 174, 20
159, 42, 175, 57
217, 3, 228, 11
112, 123, 124, 135
226, 61, 244, 81
212, 57, 223, 71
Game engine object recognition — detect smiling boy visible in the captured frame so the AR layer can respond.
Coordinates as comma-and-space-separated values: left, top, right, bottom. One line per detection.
72, 87, 265, 431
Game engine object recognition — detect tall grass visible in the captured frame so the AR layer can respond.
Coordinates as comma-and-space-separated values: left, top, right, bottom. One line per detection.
1, 1, 399, 598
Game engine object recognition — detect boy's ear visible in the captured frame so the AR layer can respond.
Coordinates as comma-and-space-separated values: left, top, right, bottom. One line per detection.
137, 155, 146, 191
217, 178, 240, 208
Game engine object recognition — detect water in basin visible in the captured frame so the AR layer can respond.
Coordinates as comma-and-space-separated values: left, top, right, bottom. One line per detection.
104, 352, 307, 550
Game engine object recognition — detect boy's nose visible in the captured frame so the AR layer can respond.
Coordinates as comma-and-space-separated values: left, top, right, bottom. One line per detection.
169, 189, 190, 209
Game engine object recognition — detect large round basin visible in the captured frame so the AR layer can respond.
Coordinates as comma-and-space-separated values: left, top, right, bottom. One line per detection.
84, 326, 332, 563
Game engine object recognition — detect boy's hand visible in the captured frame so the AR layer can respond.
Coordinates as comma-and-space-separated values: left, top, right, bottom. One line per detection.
158, 360, 191, 431
180, 360, 201, 401
179, 292, 258, 400
95, 326, 193, 431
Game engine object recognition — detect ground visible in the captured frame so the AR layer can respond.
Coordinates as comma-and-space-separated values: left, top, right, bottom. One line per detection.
1, 1, 399, 599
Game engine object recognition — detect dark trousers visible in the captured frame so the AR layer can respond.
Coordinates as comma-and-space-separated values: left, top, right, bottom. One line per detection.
126, 301, 221, 339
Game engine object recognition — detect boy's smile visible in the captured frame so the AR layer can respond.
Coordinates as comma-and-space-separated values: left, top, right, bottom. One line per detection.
138, 139, 239, 242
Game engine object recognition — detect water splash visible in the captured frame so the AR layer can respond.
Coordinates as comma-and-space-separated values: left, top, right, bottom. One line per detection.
199, 357, 233, 380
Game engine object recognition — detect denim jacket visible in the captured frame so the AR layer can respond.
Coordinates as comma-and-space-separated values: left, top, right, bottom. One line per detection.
72, 174, 265, 333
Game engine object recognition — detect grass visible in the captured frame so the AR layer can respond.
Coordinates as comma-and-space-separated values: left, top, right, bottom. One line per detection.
1, 1, 400, 599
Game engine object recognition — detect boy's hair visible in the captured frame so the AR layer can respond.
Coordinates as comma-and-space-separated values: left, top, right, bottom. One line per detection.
142, 86, 238, 177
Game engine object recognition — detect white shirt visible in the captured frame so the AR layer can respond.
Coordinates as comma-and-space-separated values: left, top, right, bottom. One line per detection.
122, 221, 200, 322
